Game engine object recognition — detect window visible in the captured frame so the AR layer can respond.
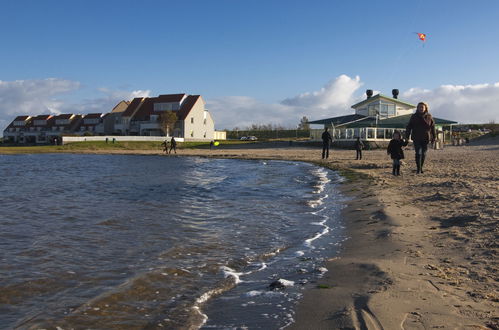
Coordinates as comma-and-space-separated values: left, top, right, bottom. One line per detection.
203, 118, 206, 125
204, 131, 206, 138
367, 128, 375, 139
368, 104, 379, 116
380, 103, 396, 117
154, 103, 180, 111
191, 117, 194, 124
377, 128, 385, 139
190, 130, 194, 137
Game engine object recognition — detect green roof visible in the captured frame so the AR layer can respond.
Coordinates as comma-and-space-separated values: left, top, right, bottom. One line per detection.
344, 114, 458, 128
351, 94, 416, 109
309, 114, 366, 126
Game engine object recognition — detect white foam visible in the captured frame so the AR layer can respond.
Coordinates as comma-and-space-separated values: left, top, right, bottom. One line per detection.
277, 279, 295, 287
316, 267, 328, 274
221, 266, 244, 284
243, 290, 265, 297
304, 226, 330, 248
294, 251, 304, 257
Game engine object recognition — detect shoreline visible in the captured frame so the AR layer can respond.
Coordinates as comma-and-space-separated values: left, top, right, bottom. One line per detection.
2, 142, 497, 328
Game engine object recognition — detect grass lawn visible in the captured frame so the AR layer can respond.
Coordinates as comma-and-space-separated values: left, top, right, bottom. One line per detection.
0, 140, 255, 154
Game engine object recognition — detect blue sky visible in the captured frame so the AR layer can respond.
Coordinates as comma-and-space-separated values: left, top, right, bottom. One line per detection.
1, 0, 499, 130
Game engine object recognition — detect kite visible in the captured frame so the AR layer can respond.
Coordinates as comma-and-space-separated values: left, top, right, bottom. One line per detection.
416, 33, 426, 42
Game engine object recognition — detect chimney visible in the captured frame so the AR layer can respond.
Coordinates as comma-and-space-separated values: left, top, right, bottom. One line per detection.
392, 89, 399, 99
366, 89, 373, 99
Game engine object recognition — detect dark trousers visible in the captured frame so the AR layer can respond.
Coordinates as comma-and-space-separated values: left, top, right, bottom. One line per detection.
169, 145, 177, 154
322, 143, 330, 159
392, 159, 401, 175
356, 149, 362, 160
413, 141, 428, 173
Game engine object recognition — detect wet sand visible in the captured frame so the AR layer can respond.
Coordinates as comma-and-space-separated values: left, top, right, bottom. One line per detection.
12, 139, 498, 328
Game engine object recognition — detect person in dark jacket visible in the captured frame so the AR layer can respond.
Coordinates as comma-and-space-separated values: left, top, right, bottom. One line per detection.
387, 130, 409, 176
321, 127, 333, 159
161, 139, 168, 154
169, 136, 177, 154
405, 102, 436, 174
354, 137, 364, 160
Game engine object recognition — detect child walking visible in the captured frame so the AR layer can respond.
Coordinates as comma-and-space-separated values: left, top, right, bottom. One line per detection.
387, 130, 408, 176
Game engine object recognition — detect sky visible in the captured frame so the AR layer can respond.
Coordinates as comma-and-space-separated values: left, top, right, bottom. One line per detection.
1, 0, 499, 131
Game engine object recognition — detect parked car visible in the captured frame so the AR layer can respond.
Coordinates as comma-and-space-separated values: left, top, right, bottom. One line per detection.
240, 136, 248, 140
247, 136, 258, 141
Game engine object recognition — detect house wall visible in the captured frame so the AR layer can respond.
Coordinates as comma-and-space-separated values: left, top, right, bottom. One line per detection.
214, 131, 227, 140
182, 98, 215, 141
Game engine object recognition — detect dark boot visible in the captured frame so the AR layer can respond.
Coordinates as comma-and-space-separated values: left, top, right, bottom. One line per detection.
392, 165, 397, 176
415, 155, 421, 174
396, 164, 401, 176
420, 154, 425, 173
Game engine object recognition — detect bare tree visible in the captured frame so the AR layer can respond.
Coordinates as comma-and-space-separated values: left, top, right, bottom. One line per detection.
298, 116, 310, 130
159, 111, 178, 137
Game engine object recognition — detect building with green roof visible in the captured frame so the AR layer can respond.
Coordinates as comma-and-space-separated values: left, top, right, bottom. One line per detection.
309, 89, 457, 146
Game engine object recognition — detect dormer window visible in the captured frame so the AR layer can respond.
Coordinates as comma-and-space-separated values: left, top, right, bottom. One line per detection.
154, 103, 180, 111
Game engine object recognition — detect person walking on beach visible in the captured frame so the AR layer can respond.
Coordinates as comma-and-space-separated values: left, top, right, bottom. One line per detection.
354, 137, 364, 160
161, 139, 168, 154
387, 130, 408, 176
405, 102, 436, 174
169, 136, 177, 154
321, 127, 333, 159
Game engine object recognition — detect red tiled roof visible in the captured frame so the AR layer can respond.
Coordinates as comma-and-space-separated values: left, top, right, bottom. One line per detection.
157, 94, 186, 102
32, 114, 52, 120
122, 94, 201, 121
83, 113, 102, 119
53, 114, 74, 120
13, 115, 30, 121
4, 116, 31, 130
177, 95, 201, 120
122, 98, 144, 117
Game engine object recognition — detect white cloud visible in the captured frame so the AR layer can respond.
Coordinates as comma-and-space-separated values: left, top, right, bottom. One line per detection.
402, 83, 499, 123
208, 74, 363, 129
0, 78, 150, 132
282, 74, 362, 111
0, 78, 80, 131
61, 88, 151, 114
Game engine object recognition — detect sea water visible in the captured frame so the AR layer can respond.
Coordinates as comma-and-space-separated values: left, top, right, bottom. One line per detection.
0, 154, 347, 329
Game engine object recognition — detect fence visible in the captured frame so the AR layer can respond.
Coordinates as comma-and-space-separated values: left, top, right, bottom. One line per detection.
226, 130, 310, 140
62, 136, 185, 144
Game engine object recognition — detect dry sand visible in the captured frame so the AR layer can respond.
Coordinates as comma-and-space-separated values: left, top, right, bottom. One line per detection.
36, 140, 499, 328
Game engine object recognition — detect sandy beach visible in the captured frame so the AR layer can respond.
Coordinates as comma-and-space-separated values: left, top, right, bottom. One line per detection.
4, 139, 497, 328
162, 140, 498, 329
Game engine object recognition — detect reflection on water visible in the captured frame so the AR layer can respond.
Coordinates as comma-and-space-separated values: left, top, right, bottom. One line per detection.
0, 154, 346, 329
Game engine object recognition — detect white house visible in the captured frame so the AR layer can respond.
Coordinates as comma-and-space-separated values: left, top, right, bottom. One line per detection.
113, 93, 216, 140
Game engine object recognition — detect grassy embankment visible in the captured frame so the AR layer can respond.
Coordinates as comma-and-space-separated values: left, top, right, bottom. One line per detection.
0, 140, 256, 154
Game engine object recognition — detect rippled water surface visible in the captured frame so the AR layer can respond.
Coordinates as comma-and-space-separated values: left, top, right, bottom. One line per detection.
0, 154, 347, 329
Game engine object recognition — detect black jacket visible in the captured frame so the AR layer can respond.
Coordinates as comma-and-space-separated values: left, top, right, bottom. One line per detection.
405, 111, 436, 143
321, 131, 332, 144
354, 140, 364, 150
387, 139, 408, 160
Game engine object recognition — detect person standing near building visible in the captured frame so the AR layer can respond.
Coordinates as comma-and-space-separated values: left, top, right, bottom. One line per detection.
354, 137, 364, 160
405, 102, 436, 174
321, 127, 333, 159
169, 136, 177, 154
